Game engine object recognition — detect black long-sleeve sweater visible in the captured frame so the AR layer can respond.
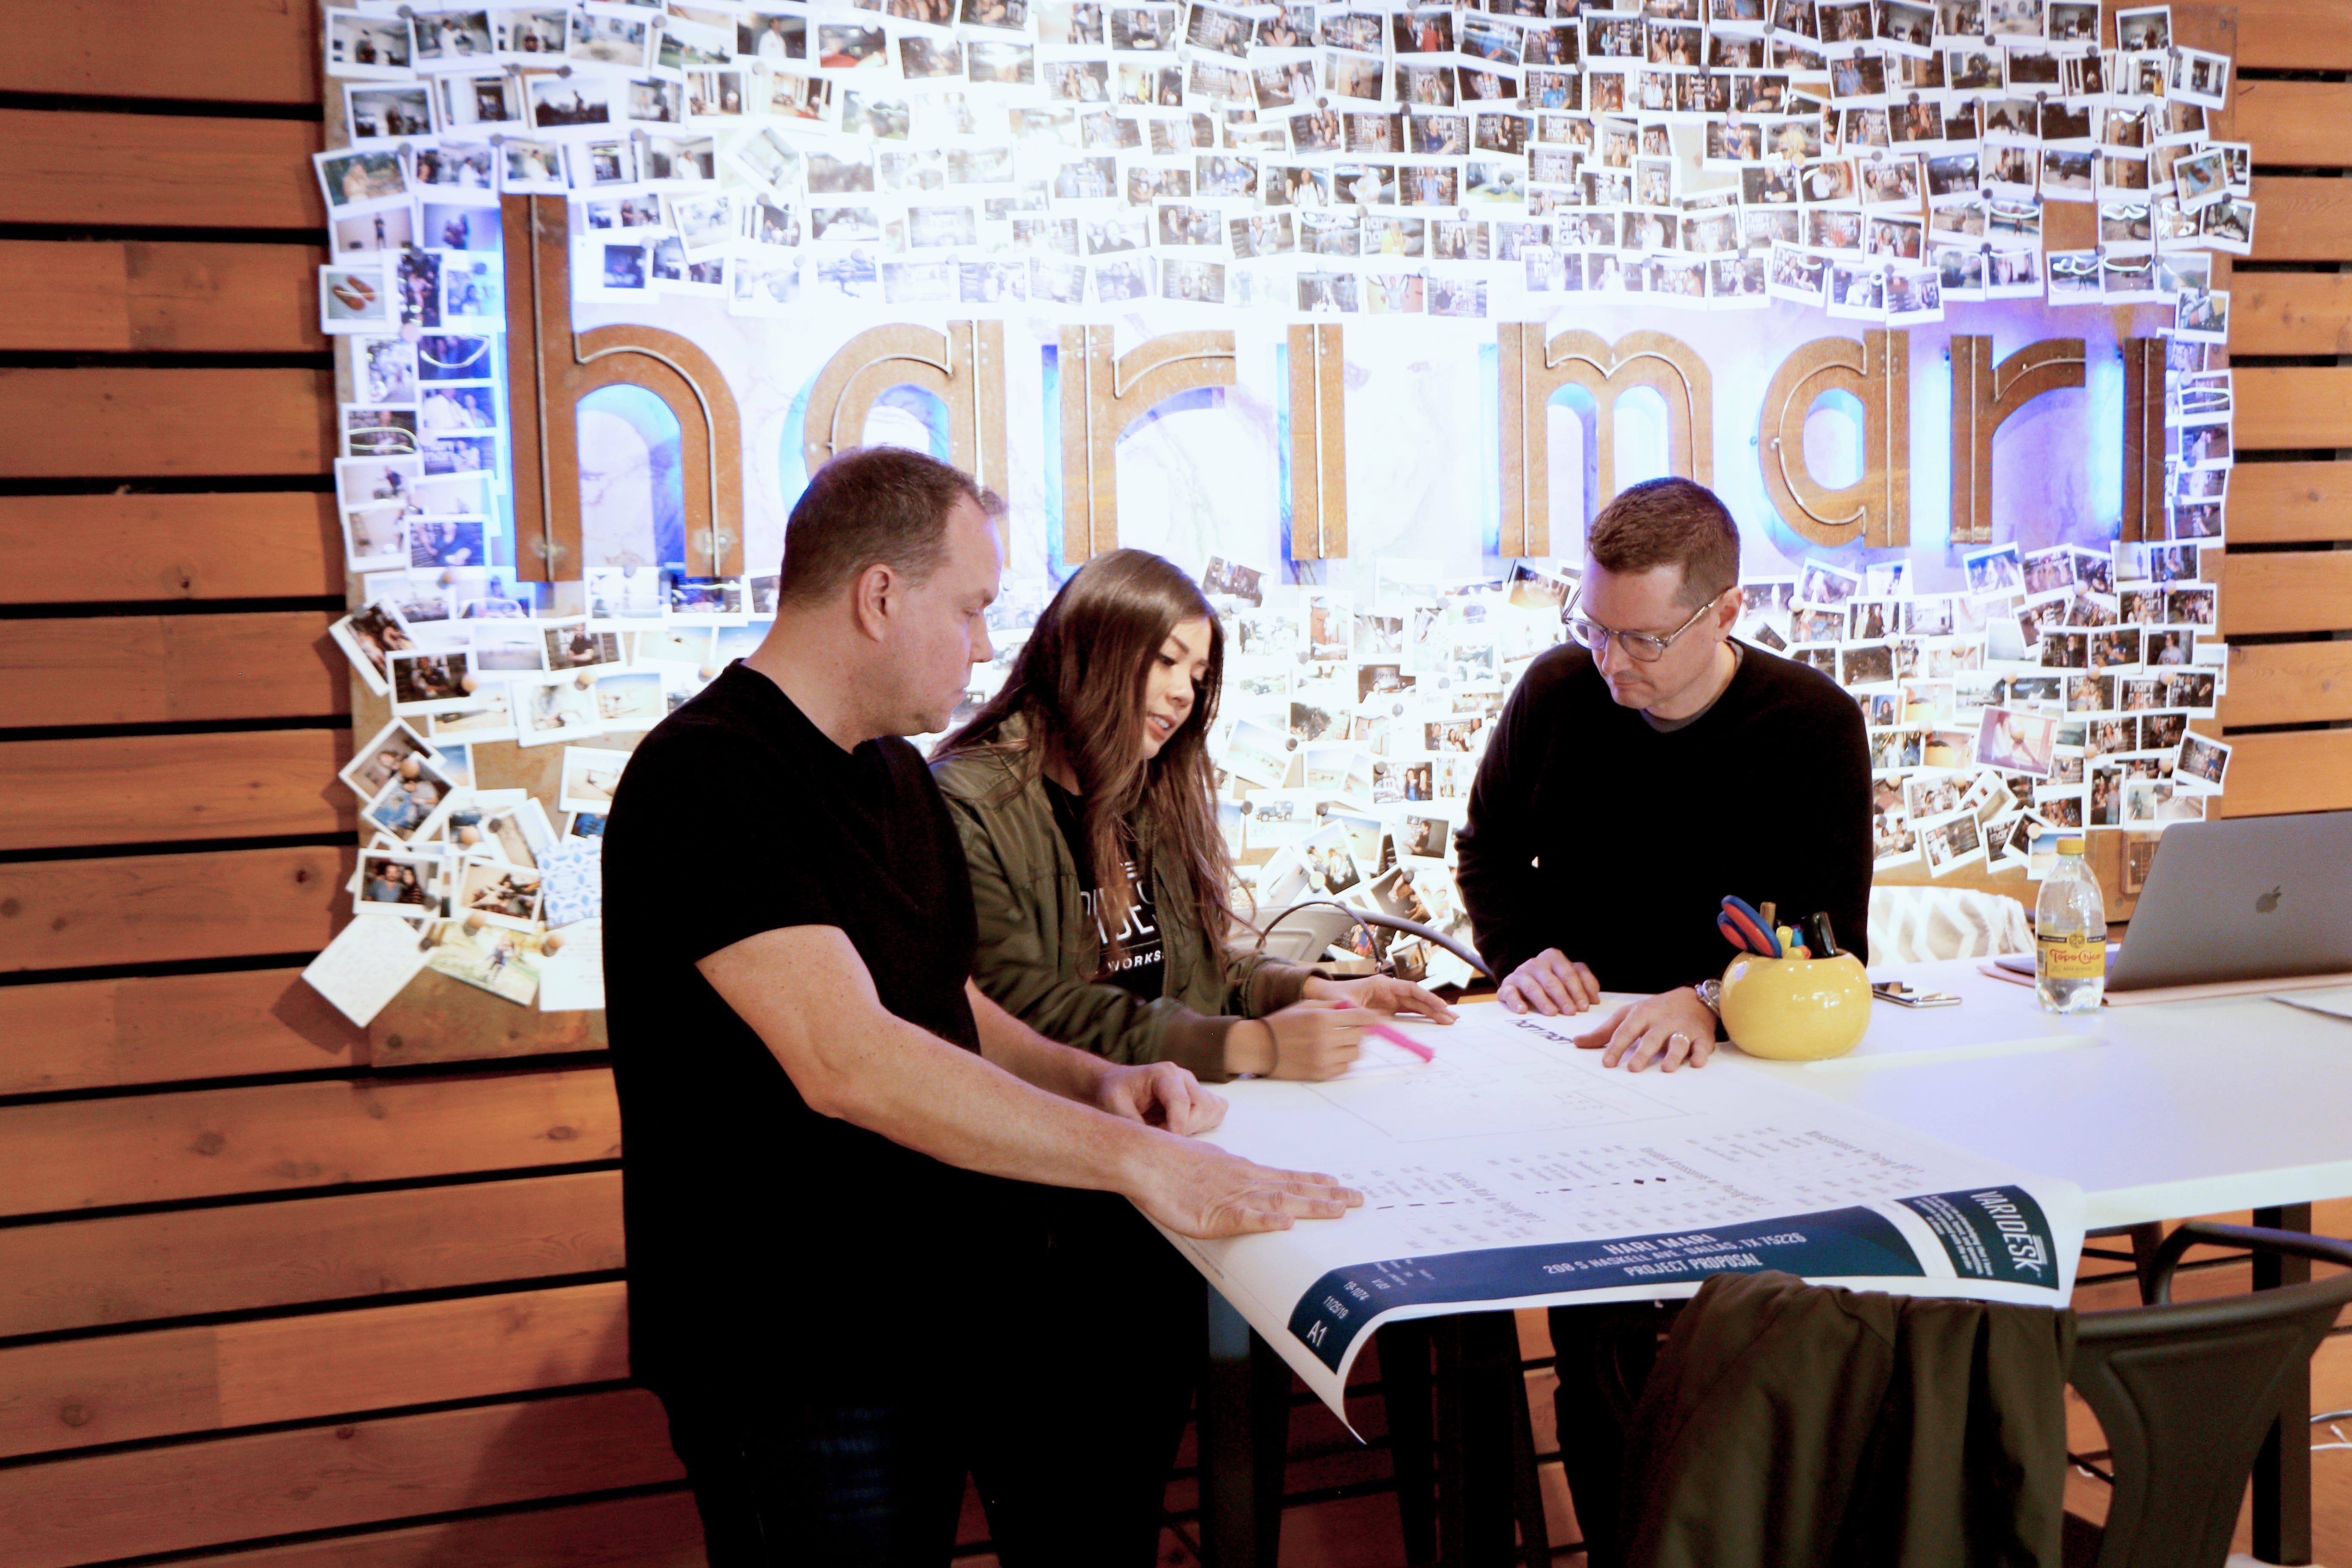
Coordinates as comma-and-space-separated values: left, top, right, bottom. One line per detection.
1455, 639, 1874, 995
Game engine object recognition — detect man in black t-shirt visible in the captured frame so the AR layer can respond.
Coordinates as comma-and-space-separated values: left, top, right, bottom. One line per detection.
603, 447, 1359, 1567
1453, 477, 1871, 1566
1457, 478, 1871, 1072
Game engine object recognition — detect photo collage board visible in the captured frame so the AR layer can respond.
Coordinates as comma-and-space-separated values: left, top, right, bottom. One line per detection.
308, 0, 2239, 1017
320, 0, 2244, 323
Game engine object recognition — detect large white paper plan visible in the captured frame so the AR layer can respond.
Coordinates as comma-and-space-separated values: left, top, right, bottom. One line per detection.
300, 913, 432, 1026
1157, 1003, 2086, 1425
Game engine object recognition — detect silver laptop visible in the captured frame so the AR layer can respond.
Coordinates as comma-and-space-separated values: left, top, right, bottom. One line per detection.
1995, 812, 2352, 991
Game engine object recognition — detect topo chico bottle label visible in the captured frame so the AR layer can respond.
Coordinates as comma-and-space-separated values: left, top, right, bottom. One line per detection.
2037, 930, 2106, 980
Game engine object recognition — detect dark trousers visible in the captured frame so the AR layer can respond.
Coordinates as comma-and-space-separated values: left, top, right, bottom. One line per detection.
1547, 1301, 1676, 1568
661, 1193, 1201, 1568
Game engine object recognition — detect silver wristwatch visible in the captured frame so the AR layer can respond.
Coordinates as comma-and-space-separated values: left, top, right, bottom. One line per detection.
1694, 978, 1723, 1016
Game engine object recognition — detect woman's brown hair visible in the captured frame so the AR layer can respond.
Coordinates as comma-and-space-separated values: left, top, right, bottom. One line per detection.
934, 549, 1234, 967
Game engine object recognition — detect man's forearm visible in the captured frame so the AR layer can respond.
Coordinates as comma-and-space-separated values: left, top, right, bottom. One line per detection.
967, 982, 1114, 1103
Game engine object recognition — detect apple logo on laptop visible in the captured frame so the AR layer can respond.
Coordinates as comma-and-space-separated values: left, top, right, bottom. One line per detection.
2256, 885, 2283, 915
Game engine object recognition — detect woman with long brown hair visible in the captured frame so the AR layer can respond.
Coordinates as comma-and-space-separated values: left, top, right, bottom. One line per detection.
933, 548, 1451, 1085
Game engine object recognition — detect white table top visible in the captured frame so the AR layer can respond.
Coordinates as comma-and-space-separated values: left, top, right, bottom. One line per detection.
1705, 959, 2352, 1230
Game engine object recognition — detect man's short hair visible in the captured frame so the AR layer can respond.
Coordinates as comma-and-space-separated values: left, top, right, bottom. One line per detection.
1586, 477, 1741, 608
777, 446, 983, 607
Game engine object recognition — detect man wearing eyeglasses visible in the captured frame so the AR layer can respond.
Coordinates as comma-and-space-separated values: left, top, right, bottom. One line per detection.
1456, 475, 1872, 1074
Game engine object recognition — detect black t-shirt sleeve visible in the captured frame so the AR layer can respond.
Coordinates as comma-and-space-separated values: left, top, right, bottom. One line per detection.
631, 722, 842, 965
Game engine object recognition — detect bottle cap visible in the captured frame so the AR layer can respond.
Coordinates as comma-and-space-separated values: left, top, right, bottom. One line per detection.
2058, 836, 2086, 855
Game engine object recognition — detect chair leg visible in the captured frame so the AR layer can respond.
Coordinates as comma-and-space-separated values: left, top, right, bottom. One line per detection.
1502, 1326, 1553, 1568
2252, 1202, 2315, 1567
1383, 1321, 1439, 1566
2124, 1222, 2166, 1305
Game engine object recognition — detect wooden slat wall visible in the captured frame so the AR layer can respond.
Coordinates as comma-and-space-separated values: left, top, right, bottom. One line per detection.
2219, 26, 2352, 827
0, 6, 2341, 1568
0, 5, 707, 1563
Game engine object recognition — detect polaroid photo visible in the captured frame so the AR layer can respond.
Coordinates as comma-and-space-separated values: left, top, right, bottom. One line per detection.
387, 647, 481, 716
1977, 705, 2058, 778
455, 859, 544, 931
540, 616, 625, 672
1963, 543, 2025, 598
514, 677, 606, 748
2198, 194, 2255, 256
1921, 812, 1987, 878
585, 565, 669, 628
425, 917, 546, 1007
315, 146, 410, 213
2168, 44, 2230, 109
361, 753, 461, 844
426, 689, 518, 745
341, 717, 445, 804
331, 202, 417, 260
2175, 287, 2229, 344
327, 10, 417, 77
1223, 716, 1296, 788
1796, 558, 1862, 606
2168, 729, 2231, 795
666, 574, 749, 624
320, 257, 397, 338
330, 600, 419, 696
499, 138, 568, 193
357, 848, 444, 916
593, 669, 668, 729
435, 70, 524, 131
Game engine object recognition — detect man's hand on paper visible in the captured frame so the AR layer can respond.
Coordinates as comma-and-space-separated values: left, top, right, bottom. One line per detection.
1303, 973, 1458, 1024
1128, 1138, 1366, 1239
1098, 1060, 1226, 1136
1573, 988, 1719, 1072
1498, 948, 1601, 1016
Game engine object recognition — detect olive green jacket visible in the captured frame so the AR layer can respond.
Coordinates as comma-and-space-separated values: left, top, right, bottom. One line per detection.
932, 719, 1309, 1083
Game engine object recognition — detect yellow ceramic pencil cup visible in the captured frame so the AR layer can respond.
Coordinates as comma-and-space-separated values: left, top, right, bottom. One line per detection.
1718, 952, 1873, 1061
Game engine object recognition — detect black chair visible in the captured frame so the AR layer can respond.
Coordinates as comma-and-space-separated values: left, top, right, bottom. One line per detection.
1503, 1225, 2352, 1568
2064, 1222, 2352, 1568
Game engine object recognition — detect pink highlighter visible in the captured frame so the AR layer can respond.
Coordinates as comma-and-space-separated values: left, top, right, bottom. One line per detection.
1332, 1000, 1436, 1063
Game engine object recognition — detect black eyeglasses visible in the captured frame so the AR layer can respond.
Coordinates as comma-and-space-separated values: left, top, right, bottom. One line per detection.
1560, 588, 1727, 663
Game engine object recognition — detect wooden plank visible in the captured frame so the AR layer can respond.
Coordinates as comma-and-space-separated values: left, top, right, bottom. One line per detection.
2226, 462, 2352, 546
0, 0, 321, 105
0, 239, 129, 351
0, 729, 353, 851
0, 844, 348, 974
0, 1387, 683, 1568
0, 611, 345, 728
0, 109, 324, 231
0, 1280, 628, 1461
2248, 177, 2352, 265
0, 493, 341, 603
187, 1492, 704, 1568
2221, 641, 2352, 729
2231, 80, 2352, 170
2228, 273, 2352, 359
2220, 551, 2352, 637
0, 368, 335, 478
2238, 368, 2352, 452
2217, 730, 2352, 818
2236, 0, 2352, 70
126, 241, 328, 353
0, 1169, 623, 1338
0, 1066, 618, 1216
0, 967, 362, 1097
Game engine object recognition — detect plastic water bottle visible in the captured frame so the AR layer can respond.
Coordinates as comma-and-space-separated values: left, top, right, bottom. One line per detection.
2036, 836, 2107, 1013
